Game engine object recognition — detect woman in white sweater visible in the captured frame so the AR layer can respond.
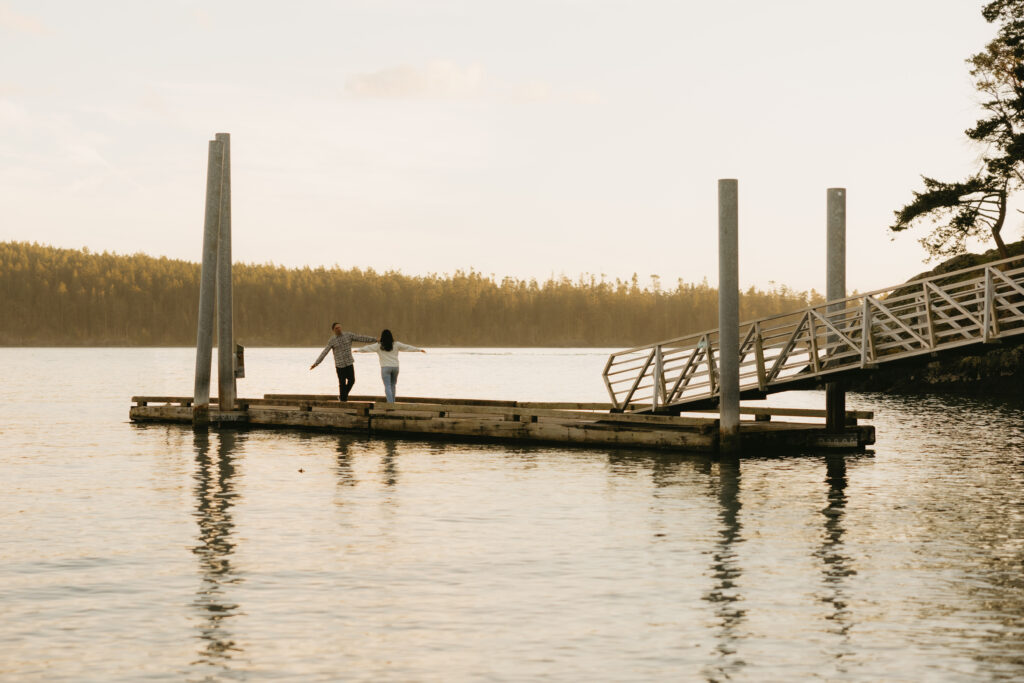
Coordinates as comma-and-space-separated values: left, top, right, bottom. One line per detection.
354, 329, 426, 403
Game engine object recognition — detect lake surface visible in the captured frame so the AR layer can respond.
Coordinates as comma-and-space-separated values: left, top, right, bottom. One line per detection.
2, 347, 1023, 681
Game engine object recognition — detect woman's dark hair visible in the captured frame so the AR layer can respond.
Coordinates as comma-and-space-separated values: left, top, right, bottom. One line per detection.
380, 329, 394, 352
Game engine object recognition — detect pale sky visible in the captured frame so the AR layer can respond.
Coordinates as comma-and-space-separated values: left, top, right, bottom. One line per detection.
0, 0, 1009, 294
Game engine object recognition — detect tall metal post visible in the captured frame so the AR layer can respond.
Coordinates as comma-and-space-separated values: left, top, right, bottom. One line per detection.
215, 133, 236, 411
718, 179, 740, 454
825, 188, 846, 433
194, 139, 225, 424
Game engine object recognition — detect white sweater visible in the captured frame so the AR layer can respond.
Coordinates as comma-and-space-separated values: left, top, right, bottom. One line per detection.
355, 341, 422, 367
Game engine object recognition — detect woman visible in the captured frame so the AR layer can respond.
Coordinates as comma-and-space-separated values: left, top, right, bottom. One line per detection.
354, 329, 426, 403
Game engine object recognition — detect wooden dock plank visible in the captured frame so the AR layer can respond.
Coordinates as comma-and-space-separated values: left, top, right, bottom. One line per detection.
248, 407, 369, 430
366, 401, 717, 425
130, 405, 193, 420
131, 396, 196, 406
262, 394, 650, 412
264, 394, 521, 407
368, 415, 716, 450
134, 395, 873, 422
688, 406, 874, 420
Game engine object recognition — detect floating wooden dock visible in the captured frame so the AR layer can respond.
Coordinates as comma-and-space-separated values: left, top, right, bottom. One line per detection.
130, 394, 874, 453
148, 148, 880, 455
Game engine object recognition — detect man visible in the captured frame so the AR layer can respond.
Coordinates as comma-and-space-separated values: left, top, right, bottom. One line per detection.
310, 322, 377, 401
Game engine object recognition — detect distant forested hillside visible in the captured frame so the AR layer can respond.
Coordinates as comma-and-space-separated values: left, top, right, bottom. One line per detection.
0, 241, 823, 346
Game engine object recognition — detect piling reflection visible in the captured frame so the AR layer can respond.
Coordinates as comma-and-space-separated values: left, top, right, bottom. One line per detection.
381, 440, 398, 488
334, 437, 357, 488
816, 454, 854, 644
702, 457, 746, 679
190, 428, 244, 672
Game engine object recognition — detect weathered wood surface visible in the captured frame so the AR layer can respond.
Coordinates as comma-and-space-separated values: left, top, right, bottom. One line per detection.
132, 396, 198, 406
262, 395, 638, 411
363, 401, 719, 430
178, 395, 870, 419
368, 415, 717, 449
132, 395, 870, 422
265, 394, 521, 407
130, 405, 193, 421
129, 394, 874, 453
248, 406, 370, 431
687, 406, 873, 421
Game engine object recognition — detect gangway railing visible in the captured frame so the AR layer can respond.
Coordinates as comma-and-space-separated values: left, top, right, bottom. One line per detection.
603, 255, 1024, 412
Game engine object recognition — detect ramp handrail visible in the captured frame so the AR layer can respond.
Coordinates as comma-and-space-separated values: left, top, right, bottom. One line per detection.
604, 255, 1024, 412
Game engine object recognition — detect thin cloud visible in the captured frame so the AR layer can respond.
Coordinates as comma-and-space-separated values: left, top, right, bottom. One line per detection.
0, 82, 26, 97
0, 3, 50, 35
345, 61, 486, 100
565, 88, 604, 105
193, 8, 212, 30
0, 98, 28, 126
344, 60, 602, 104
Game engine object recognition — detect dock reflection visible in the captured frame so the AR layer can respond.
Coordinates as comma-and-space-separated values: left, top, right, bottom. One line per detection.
190, 428, 244, 672
381, 440, 399, 488
702, 457, 746, 679
334, 437, 357, 487
817, 455, 854, 640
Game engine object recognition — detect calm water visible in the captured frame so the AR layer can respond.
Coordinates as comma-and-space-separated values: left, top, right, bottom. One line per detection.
2, 347, 1023, 682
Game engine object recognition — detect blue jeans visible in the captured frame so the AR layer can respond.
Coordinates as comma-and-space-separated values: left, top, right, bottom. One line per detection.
381, 366, 400, 403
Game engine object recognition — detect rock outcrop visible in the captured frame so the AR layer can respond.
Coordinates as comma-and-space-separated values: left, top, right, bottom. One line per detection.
845, 241, 1024, 397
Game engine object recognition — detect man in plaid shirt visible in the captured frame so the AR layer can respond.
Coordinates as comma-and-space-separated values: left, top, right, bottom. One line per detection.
310, 322, 378, 401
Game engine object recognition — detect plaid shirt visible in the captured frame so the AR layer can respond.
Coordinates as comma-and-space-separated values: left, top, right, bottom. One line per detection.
312, 331, 377, 368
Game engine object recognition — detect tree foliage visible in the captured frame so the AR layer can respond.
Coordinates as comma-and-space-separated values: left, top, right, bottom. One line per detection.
0, 242, 823, 347
891, 0, 1024, 260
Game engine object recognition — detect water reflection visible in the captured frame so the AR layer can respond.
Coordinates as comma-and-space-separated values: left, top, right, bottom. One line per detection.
334, 437, 357, 487
816, 455, 854, 637
703, 458, 746, 680
381, 440, 398, 488
191, 428, 244, 672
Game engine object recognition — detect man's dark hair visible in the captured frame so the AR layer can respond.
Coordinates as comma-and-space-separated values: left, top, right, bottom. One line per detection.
331, 321, 340, 330
380, 329, 394, 352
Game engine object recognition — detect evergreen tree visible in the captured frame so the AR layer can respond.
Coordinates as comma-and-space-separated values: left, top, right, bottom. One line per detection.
0, 241, 823, 347
892, 0, 1024, 260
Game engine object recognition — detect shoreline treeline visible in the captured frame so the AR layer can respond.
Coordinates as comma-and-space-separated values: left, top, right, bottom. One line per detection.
0, 241, 823, 347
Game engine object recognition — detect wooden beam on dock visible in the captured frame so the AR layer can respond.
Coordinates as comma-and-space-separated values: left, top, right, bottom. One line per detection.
688, 406, 873, 422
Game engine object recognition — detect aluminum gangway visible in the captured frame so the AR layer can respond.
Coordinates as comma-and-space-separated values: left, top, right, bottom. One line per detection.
604, 255, 1024, 413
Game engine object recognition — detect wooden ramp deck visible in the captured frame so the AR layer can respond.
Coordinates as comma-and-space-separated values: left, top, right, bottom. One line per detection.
130, 394, 874, 454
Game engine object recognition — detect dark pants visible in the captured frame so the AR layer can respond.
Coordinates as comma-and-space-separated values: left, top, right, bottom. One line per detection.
336, 364, 355, 401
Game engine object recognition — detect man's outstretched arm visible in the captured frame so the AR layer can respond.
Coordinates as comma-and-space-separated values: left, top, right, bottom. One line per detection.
310, 343, 331, 370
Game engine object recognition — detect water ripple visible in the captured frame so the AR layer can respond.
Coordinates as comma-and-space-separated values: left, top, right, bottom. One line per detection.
2, 348, 1023, 680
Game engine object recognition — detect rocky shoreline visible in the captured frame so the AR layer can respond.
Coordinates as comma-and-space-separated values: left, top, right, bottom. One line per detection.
844, 344, 1024, 396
